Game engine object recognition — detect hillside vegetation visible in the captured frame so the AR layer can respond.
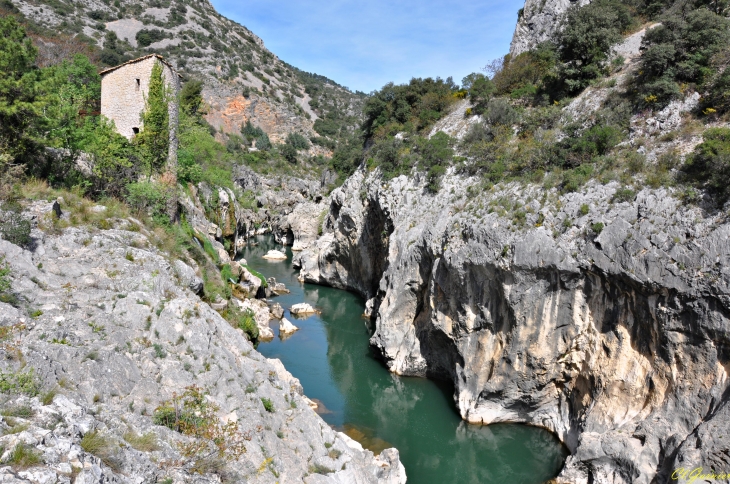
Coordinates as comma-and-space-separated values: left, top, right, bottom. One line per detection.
353, 0, 730, 207
2, 0, 365, 178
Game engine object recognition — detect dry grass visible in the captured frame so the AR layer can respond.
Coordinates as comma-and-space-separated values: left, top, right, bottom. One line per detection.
123, 430, 160, 452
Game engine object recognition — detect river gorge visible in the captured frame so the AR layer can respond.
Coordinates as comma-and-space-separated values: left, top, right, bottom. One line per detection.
242, 236, 568, 483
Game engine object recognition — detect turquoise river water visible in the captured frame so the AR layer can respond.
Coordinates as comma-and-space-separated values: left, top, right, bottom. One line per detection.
241, 236, 567, 484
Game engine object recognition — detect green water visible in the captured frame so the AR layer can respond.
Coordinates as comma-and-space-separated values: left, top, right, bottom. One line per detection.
241, 236, 567, 484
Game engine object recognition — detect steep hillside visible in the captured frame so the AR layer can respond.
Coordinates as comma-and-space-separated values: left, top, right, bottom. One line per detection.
4, 0, 365, 154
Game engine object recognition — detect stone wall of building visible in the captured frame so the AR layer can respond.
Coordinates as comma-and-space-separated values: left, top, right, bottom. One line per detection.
100, 55, 181, 167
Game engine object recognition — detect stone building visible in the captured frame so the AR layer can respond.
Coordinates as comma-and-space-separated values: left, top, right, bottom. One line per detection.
100, 54, 182, 164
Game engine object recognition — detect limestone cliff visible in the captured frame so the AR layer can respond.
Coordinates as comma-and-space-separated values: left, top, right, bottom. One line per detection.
296, 167, 730, 484
510, 0, 591, 56
0, 200, 406, 483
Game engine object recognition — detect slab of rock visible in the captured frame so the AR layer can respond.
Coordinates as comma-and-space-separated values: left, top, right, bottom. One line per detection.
173, 260, 203, 295
0, 222, 406, 483
279, 317, 299, 336
290, 302, 316, 315
270, 302, 284, 319
209, 299, 228, 311
263, 249, 287, 260
267, 277, 290, 295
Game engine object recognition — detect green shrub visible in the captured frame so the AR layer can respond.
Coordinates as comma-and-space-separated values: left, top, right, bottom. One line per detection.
554, 0, 635, 95
362, 77, 457, 138
462, 73, 495, 115
483, 98, 519, 126
636, 10, 730, 107
416, 132, 454, 192
125, 182, 170, 226
177, 148, 203, 185
135, 28, 168, 47
682, 127, 730, 203
591, 222, 605, 234
562, 164, 594, 193
222, 306, 258, 342
0, 369, 40, 396
286, 132, 310, 150
255, 133, 272, 151
261, 397, 274, 413
492, 44, 558, 99
0, 211, 31, 248
153, 343, 166, 358
612, 187, 636, 202
153, 385, 246, 461
0, 256, 10, 293
579, 204, 589, 216
280, 143, 298, 163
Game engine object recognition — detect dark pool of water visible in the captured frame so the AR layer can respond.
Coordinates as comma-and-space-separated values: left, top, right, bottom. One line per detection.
241, 236, 567, 484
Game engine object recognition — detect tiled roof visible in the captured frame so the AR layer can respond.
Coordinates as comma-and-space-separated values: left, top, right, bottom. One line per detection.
99, 53, 182, 78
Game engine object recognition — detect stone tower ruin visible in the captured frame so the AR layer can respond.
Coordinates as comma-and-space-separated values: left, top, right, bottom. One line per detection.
100, 54, 182, 164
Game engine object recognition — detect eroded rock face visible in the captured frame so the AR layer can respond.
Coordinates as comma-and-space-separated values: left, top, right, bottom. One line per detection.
274, 201, 328, 251
298, 167, 730, 484
510, 0, 591, 56
0, 215, 406, 483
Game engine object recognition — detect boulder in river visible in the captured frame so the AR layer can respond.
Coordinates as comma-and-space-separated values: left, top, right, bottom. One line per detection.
263, 249, 287, 260
290, 302, 316, 315
270, 302, 284, 319
267, 277, 290, 295
279, 317, 299, 335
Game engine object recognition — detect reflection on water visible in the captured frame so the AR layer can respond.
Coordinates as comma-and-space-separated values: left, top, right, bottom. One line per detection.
241, 236, 568, 484
340, 423, 395, 454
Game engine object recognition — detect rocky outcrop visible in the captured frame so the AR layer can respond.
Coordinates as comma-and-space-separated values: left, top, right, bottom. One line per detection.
0, 208, 406, 483
297, 166, 730, 484
274, 201, 328, 251
510, 0, 591, 56
177, 166, 328, 261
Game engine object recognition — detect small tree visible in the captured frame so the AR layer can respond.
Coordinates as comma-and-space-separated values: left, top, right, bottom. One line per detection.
180, 80, 203, 116
0, 16, 42, 163
463, 73, 495, 115
153, 386, 247, 469
137, 62, 170, 178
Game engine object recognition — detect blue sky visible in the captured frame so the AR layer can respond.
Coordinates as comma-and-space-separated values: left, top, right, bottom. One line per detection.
209, 0, 520, 93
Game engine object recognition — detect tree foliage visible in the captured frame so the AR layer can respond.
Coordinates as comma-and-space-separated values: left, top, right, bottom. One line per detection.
136, 62, 169, 176
682, 127, 730, 203
0, 16, 42, 162
637, 9, 730, 107
554, 0, 635, 95
462, 73, 495, 115
362, 77, 458, 138
180, 80, 203, 116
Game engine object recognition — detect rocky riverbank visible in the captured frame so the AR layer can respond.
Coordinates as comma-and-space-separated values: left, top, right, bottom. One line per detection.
0, 201, 405, 483
295, 166, 730, 484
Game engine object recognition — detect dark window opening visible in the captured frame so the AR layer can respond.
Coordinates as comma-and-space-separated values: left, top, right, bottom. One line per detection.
135, 78, 140, 91
132, 127, 139, 134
